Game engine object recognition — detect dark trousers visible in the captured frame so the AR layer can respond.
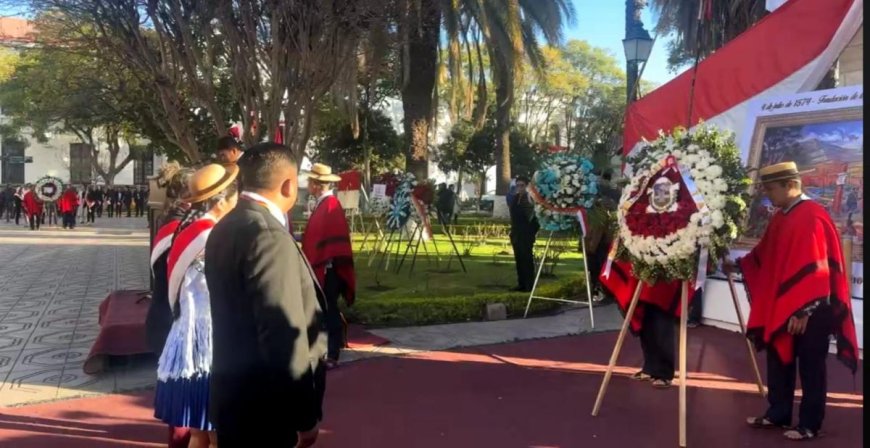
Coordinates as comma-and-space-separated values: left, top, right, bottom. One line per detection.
62, 212, 76, 229
126, 202, 132, 217
589, 235, 611, 295
639, 305, 675, 381
86, 208, 95, 223
14, 201, 21, 224
511, 233, 536, 291
764, 306, 833, 432
96, 203, 103, 217
688, 288, 703, 324
28, 214, 40, 230
324, 268, 345, 361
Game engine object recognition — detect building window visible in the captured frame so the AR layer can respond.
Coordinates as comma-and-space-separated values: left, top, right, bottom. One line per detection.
69, 143, 93, 184
133, 148, 154, 186
1, 139, 25, 184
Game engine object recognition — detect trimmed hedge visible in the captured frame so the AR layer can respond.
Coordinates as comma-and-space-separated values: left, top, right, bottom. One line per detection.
342, 276, 587, 328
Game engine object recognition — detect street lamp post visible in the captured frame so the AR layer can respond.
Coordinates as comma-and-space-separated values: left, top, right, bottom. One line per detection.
623, 7, 653, 104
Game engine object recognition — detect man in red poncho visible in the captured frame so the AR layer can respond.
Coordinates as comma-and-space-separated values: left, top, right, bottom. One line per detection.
22, 185, 43, 231
302, 163, 356, 369
600, 256, 692, 389
725, 162, 858, 442
58, 185, 80, 229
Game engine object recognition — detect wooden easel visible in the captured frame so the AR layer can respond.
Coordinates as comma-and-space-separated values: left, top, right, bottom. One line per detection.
591, 265, 765, 447
522, 231, 595, 329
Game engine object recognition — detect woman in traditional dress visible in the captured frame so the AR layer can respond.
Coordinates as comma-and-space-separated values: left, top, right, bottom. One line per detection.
154, 163, 239, 448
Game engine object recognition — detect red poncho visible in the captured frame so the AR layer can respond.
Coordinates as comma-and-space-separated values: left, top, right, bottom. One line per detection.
58, 190, 80, 214
739, 200, 858, 372
302, 194, 356, 305
599, 253, 695, 333
22, 191, 43, 217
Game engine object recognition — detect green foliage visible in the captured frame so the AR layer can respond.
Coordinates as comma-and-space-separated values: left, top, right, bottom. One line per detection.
650, 0, 768, 71
342, 276, 584, 327
310, 105, 404, 174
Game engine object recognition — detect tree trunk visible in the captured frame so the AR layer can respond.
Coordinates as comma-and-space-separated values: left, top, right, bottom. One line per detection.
401, 0, 441, 180
494, 77, 513, 195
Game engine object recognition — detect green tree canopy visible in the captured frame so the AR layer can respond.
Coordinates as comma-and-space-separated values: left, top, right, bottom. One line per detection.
309, 106, 404, 176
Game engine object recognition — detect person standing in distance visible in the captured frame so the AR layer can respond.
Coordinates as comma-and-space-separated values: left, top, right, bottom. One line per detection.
205, 143, 326, 448
215, 135, 244, 165
507, 176, 539, 292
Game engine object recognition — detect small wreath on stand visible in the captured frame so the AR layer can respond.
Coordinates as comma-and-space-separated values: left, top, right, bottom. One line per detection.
529, 154, 599, 232
614, 125, 751, 282
34, 176, 64, 203
385, 172, 417, 231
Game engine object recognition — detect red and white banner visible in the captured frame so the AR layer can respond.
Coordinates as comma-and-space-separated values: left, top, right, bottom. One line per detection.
623, 0, 863, 168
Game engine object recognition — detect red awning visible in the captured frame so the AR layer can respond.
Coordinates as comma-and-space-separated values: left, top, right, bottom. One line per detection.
623, 0, 862, 159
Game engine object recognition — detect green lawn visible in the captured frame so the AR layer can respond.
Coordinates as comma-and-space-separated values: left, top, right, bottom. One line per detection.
343, 231, 590, 327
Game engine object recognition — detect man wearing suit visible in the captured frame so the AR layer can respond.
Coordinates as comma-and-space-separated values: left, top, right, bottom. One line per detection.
205, 142, 326, 448
123, 187, 134, 217
508, 175, 540, 292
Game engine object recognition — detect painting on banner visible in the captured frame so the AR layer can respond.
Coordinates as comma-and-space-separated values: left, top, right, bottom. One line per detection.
735, 85, 863, 299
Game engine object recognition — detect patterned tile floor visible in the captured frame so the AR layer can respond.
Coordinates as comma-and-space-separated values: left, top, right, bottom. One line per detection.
0, 214, 621, 408
0, 217, 154, 406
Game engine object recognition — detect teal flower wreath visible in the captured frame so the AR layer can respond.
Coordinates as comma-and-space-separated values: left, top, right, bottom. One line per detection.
530, 154, 598, 232
385, 173, 417, 231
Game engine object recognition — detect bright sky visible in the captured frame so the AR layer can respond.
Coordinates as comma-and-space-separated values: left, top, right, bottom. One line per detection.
566, 0, 676, 87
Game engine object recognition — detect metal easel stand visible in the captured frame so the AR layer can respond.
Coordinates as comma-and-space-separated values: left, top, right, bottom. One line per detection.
522, 230, 595, 329
591, 272, 766, 447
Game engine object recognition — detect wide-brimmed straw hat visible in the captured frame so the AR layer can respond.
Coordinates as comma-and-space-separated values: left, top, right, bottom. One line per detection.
305, 163, 342, 183
182, 163, 239, 204
754, 161, 814, 185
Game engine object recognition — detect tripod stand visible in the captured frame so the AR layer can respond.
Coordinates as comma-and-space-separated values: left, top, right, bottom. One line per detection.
591, 265, 765, 447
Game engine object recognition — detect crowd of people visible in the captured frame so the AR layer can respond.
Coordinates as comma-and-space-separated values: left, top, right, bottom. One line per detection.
0, 183, 149, 230
146, 136, 355, 448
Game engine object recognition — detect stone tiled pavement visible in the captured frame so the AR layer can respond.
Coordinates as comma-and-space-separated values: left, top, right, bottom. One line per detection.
0, 217, 153, 407
0, 215, 621, 407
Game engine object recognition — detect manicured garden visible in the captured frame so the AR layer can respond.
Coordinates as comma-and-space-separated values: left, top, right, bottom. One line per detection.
327, 220, 590, 327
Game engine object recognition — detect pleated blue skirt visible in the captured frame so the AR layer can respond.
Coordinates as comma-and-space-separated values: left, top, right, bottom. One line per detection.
154, 374, 214, 431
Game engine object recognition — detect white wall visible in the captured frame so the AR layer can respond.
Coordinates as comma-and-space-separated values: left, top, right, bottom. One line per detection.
0, 129, 148, 185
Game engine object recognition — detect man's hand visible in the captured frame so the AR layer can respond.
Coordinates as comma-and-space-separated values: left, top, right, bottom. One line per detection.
296, 424, 320, 448
721, 258, 737, 275
787, 315, 810, 335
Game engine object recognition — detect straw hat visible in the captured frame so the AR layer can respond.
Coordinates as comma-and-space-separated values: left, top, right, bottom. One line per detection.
306, 163, 342, 183
755, 161, 814, 184
182, 163, 239, 203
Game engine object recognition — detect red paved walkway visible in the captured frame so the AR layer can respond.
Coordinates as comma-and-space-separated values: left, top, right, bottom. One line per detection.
0, 327, 862, 447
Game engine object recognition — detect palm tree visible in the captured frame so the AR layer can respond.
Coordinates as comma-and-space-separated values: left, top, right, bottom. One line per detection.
397, 0, 573, 188
649, 0, 768, 69
453, 0, 575, 194
398, 0, 442, 180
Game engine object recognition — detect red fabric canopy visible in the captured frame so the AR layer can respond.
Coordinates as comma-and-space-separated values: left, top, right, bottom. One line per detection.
623, 0, 861, 158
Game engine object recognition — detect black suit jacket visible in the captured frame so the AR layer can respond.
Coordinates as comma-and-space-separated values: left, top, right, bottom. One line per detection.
205, 199, 327, 441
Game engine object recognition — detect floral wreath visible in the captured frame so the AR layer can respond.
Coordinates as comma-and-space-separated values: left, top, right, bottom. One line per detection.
34, 176, 64, 202
614, 125, 750, 283
385, 172, 417, 231
366, 195, 391, 218
529, 154, 598, 232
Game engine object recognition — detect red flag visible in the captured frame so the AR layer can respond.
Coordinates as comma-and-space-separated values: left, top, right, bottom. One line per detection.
274, 123, 284, 145
338, 170, 362, 191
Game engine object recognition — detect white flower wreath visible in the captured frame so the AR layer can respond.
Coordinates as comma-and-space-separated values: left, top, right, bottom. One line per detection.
615, 125, 749, 282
